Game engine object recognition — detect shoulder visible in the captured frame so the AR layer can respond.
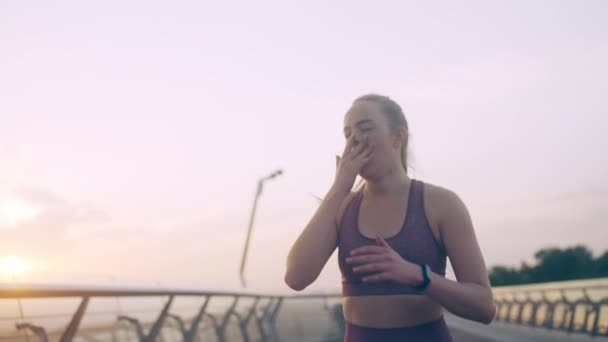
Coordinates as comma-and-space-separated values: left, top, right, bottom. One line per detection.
421, 181, 471, 228
335, 191, 359, 228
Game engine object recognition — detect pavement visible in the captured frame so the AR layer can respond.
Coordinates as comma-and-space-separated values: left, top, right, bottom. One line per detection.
446, 313, 608, 342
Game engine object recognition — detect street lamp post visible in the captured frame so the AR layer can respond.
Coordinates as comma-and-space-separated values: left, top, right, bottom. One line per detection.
239, 169, 283, 288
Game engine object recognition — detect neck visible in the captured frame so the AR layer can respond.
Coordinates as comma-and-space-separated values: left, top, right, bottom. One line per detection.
363, 165, 410, 197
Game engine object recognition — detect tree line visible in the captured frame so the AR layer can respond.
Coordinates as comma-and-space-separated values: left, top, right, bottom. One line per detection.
489, 245, 608, 286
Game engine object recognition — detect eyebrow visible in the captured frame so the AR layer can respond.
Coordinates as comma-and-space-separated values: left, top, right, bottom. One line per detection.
343, 119, 374, 133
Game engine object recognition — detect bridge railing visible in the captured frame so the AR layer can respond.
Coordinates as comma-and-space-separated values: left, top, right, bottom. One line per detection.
3, 280, 608, 341
492, 282, 608, 337
0, 283, 342, 342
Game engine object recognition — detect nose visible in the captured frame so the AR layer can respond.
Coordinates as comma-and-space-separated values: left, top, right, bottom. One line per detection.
353, 133, 367, 145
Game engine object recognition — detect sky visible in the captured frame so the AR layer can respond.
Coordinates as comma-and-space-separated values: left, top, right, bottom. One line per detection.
0, 0, 607, 292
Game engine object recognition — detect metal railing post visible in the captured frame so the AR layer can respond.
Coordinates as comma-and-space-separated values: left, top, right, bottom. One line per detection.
269, 297, 283, 342
217, 296, 239, 342
59, 296, 90, 342
118, 295, 174, 342
232, 297, 260, 342
168, 295, 211, 342
16, 323, 49, 342
186, 295, 211, 342
255, 297, 276, 342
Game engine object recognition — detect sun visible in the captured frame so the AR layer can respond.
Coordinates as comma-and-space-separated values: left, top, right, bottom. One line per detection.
1, 256, 27, 279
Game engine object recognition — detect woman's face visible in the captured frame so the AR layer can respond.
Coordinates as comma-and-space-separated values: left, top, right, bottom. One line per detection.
343, 100, 399, 179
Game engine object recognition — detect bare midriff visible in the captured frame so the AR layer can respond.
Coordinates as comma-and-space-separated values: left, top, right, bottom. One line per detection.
342, 294, 444, 328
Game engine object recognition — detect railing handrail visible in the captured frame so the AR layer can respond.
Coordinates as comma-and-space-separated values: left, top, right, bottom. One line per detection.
494, 284, 608, 292
0, 282, 341, 299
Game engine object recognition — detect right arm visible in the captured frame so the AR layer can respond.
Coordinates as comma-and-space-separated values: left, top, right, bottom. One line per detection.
284, 135, 374, 291
284, 185, 352, 291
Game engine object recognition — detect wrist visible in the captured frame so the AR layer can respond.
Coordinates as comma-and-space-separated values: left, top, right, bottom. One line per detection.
411, 266, 424, 285
329, 181, 353, 196
413, 263, 432, 292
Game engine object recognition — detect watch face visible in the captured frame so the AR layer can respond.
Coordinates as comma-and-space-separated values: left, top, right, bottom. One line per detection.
422, 265, 431, 285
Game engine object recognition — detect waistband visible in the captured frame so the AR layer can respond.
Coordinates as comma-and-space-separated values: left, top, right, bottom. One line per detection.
345, 316, 453, 341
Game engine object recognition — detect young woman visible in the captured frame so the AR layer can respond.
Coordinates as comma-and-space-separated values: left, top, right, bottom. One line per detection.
285, 94, 496, 341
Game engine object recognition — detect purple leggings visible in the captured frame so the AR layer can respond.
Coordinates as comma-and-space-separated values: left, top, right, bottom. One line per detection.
344, 316, 453, 342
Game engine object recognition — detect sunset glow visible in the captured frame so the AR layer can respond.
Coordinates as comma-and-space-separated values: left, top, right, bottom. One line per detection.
1, 256, 27, 279
0, 199, 40, 227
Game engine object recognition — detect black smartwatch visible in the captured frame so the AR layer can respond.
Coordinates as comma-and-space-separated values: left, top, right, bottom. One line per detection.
414, 263, 432, 292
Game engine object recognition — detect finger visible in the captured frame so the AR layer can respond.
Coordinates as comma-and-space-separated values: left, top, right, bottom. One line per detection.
353, 140, 374, 162
335, 155, 340, 168
345, 253, 390, 265
350, 245, 386, 256
362, 272, 393, 283
375, 234, 391, 248
358, 148, 375, 165
341, 135, 357, 157
349, 136, 370, 160
352, 262, 389, 274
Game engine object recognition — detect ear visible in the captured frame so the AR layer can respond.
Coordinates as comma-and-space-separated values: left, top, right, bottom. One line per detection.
392, 127, 408, 148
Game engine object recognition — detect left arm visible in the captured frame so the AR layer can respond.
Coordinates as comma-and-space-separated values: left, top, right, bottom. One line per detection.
347, 187, 496, 324
417, 187, 496, 324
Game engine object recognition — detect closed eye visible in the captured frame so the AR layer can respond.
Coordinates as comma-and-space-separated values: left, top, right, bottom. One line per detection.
343, 120, 374, 138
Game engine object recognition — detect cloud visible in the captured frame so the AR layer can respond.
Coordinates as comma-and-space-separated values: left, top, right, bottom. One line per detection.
0, 186, 110, 241
12, 186, 66, 207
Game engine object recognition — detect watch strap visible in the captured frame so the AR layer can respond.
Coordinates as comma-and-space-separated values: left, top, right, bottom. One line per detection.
414, 263, 431, 291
